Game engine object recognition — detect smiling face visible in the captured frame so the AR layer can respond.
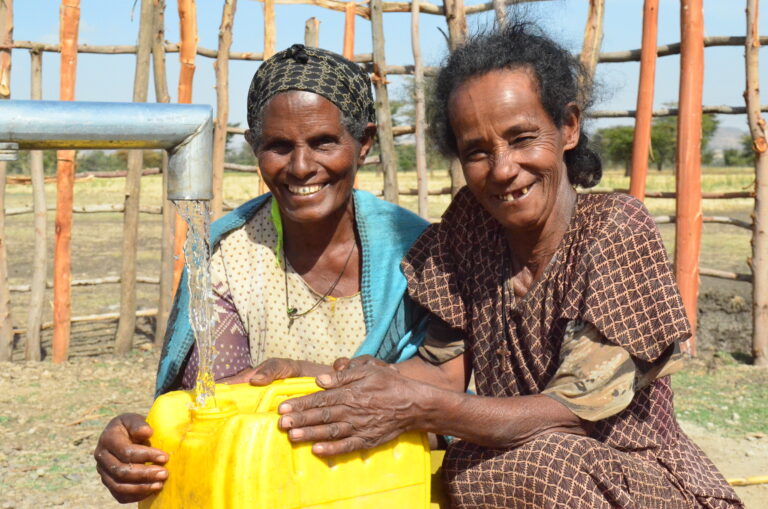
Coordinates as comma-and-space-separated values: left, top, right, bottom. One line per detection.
448, 68, 580, 235
251, 91, 373, 225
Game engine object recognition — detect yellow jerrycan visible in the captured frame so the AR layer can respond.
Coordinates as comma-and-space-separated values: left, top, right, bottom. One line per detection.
138, 378, 434, 509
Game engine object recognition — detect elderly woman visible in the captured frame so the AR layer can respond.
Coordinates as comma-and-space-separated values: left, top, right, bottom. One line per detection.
276, 24, 743, 508
94, 44, 429, 503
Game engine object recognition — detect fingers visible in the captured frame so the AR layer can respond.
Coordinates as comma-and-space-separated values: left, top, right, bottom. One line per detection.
94, 415, 168, 504
96, 463, 165, 504
96, 449, 168, 484
219, 367, 257, 385
311, 437, 370, 457
286, 421, 356, 444
279, 404, 350, 432
250, 358, 299, 386
119, 414, 155, 446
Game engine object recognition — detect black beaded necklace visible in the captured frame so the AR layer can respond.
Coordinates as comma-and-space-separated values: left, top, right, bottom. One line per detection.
283, 241, 356, 327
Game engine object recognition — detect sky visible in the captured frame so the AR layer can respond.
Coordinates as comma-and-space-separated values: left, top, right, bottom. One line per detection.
7, 0, 768, 133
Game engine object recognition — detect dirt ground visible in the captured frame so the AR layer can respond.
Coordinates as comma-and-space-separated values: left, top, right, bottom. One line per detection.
2, 171, 766, 506
0, 347, 766, 509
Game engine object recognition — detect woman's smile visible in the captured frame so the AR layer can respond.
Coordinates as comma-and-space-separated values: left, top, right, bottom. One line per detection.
496, 181, 535, 203
287, 182, 329, 197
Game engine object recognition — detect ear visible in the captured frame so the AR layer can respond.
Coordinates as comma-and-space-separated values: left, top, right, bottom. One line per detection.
561, 102, 581, 151
356, 123, 377, 165
244, 129, 259, 153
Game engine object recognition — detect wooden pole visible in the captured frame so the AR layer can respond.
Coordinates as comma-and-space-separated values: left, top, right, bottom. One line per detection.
263, 0, 275, 59
343, 1, 355, 59
114, 0, 154, 355
629, 0, 658, 200
304, 17, 320, 47
443, 0, 467, 196
212, 0, 237, 220
492, 0, 505, 27
411, 0, 428, 219
579, 0, 605, 95
52, 0, 80, 364
745, 0, 768, 367
0, 0, 10, 99
257, 0, 276, 196
172, 0, 197, 295
25, 48, 45, 361
674, 0, 704, 356
152, 0, 175, 346
0, 0, 13, 361
371, 0, 399, 203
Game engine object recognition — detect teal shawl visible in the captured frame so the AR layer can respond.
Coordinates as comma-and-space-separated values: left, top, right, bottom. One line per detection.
155, 190, 429, 397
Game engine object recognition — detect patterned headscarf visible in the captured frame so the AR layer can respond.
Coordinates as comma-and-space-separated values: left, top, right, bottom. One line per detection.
247, 44, 375, 131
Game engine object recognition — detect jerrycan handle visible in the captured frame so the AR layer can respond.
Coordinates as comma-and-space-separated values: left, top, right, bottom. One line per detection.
255, 377, 323, 413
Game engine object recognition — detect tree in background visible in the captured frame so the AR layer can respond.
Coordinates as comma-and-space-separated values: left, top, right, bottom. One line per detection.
723, 134, 755, 166
594, 113, 719, 172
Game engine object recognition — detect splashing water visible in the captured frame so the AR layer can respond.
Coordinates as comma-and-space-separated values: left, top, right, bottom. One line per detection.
174, 200, 216, 408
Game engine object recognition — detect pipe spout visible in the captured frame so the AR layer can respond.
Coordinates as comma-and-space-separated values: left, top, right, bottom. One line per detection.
0, 99, 214, 200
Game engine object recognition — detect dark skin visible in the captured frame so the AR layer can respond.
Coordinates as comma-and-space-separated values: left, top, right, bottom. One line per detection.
94, 91, 376, 503
276, 68, 590, 457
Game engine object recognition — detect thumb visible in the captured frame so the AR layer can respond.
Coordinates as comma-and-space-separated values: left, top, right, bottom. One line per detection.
332, 357, 352, 371
121, 413, 153, 442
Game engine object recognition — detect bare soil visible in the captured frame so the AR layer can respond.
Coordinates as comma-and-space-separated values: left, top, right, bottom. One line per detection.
0, 348, 766, 509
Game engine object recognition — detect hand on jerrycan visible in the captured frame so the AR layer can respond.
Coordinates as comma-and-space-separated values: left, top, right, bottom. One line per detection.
94, 360, 312, 504
94, 413, 169, 503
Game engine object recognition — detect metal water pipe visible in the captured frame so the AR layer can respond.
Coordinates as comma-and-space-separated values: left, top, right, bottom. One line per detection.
0, 100, 213, 199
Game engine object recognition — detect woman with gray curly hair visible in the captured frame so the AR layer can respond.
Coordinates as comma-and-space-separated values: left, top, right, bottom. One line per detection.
277, 23, 742, 508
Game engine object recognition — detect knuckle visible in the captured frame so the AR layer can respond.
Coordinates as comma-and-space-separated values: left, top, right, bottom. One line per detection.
320, 407, 332, 424
328, 423, 341, 439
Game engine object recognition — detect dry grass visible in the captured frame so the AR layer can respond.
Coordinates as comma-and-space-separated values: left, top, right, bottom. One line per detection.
3, 166, 757, 325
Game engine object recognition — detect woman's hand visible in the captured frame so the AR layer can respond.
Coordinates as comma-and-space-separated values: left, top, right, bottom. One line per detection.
94, 413, 168, 503
277, 363, 426, 457
219, 358, 336, 386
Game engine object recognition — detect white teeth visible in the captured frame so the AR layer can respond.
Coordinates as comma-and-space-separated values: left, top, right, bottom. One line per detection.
288, 184, 325, 196
521, 186, 529, 195
498, 193, 516, 202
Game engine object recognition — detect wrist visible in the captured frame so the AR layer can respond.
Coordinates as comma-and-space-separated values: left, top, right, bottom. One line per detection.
405, 381, 462, 434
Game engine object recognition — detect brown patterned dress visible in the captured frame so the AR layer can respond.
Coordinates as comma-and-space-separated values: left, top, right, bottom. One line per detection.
403, 189, 742, 508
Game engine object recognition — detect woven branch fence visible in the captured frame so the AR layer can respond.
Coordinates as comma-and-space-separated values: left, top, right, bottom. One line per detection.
0, 0, 766, 366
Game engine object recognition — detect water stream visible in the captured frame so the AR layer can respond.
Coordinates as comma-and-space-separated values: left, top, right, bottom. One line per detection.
174, 199, 216, 409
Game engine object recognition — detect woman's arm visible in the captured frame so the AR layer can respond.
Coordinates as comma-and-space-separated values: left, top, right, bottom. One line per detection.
277, 358, 587, 456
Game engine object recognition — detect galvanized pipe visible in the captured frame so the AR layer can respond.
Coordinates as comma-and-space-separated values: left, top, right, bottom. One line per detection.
0, 99, 213, 199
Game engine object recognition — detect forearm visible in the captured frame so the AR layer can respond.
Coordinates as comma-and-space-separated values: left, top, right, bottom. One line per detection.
395, 355, 466, 393
411, 385, 587, 449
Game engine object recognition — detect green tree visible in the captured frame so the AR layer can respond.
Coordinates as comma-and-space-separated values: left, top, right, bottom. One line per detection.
647, 113, 719, 171
650, 116, 676, 171
595, 125, 635, 173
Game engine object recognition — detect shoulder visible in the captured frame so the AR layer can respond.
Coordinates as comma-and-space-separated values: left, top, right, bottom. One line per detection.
210, 193, 271, 248
578, 192, 658, 240
353, 189, 429, 242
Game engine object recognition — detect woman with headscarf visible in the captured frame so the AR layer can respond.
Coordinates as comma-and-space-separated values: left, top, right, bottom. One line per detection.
275, 23, 743, 508
94, 45, 431, 503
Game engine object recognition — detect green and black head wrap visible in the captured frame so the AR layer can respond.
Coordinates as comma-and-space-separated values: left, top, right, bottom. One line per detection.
246, 44, 375, 144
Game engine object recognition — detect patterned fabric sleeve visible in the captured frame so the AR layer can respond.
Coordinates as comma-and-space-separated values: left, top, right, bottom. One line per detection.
402, 193, 475, 331
569, 197, 692, 362
542, 320, 685, 422
180, 280, 251, 389
417, 314, 466, 365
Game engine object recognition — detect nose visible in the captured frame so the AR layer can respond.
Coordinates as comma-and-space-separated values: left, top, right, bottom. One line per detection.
489, 147, 520, 184
288, 145, 316, 180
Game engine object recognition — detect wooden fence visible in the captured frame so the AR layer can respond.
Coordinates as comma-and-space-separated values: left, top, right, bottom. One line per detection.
0, 0, 766, 366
